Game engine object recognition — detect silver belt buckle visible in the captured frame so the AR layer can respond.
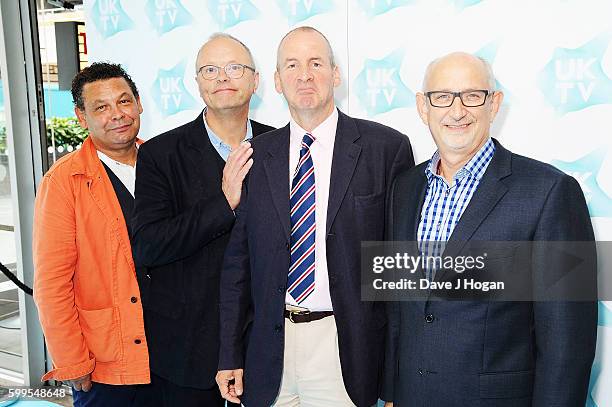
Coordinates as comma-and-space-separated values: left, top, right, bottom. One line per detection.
289, 310, 310, 323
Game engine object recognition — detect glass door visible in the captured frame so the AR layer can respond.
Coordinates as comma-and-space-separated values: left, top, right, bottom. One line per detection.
0, 66, 23, 379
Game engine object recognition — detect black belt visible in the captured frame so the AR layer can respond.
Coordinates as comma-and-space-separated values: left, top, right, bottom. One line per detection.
284, 309, 333, 323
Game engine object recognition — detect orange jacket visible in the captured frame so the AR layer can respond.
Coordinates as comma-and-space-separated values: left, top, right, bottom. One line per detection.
33, 136, 150, 385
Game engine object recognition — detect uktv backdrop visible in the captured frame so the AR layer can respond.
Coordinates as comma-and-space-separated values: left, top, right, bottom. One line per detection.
83, 0, 612, 405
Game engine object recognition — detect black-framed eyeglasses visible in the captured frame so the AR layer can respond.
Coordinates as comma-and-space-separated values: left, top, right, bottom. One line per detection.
425, 90, 492, 108
197, 63, 255, 80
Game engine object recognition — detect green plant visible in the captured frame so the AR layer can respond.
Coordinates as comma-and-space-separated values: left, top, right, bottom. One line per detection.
46, 117, 88, 147
0, 118, 87, 154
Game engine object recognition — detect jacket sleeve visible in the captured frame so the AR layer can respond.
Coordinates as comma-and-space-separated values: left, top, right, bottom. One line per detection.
131, 143, 236, 267
218, 188, 252, 370
33, 175, 95, 382
389, 134, 415, 182
380, 173, 402, 402
531, 174, 597, 406
380, 136, 414, 401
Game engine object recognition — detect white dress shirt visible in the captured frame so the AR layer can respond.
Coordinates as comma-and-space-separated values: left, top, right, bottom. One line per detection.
285, 108, 338, 311
97, 150, 136, 197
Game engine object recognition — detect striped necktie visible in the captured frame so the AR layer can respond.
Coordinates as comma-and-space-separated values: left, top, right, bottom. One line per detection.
288, 133, 316, 304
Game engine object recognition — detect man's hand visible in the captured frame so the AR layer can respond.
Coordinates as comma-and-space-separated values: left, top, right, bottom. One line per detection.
222, 142, 254, 210
66, 373, 92, 392
216, 369, 244, 403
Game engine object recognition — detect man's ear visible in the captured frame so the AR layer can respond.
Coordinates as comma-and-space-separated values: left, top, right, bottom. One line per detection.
253, 71, 260, 94
489, 90, 504, 122
415, 92, 429, 126
332, 65, 341, 88
75, 107, 88, 129
274, 70, 283, 94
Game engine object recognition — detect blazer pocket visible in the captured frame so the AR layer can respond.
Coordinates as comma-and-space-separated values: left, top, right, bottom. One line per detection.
78, 307, 121, 363
354, 190, 385, 208
479, 370, 534, 399
353, 191, 385, 240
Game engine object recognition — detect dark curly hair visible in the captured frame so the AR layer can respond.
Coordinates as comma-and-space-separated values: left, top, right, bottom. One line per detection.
71, 62, 139, 111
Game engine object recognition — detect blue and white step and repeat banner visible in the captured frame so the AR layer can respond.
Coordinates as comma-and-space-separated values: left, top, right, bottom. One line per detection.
83, 0, 612, 405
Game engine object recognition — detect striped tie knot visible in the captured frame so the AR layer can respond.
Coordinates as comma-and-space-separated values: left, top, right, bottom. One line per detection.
302, 133, 315, 148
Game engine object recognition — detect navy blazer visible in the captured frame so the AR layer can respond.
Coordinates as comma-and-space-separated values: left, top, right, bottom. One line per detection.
131, 113, 274, 389
219, 110, 415, 406
383, 139, 597, 407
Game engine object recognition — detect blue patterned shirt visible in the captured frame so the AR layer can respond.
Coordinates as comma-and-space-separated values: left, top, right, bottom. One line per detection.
417, 138, 496, 280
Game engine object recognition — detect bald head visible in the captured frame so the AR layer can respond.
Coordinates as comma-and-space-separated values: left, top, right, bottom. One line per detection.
195, 33, 255, 73
276, 26, 335, 70
422, 52, 496, 92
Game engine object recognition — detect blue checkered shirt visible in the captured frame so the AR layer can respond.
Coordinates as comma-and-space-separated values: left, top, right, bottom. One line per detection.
417, 138, 496, 280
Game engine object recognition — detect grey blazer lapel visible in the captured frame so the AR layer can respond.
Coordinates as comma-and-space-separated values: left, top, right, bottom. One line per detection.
326, 111, 362, 235
404, 171, 428, 242
263, 125, 291, 241
182, 112, 226, 181
411, 173, 429, 280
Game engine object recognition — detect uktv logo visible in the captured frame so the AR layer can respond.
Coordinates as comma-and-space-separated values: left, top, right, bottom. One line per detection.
539, 33, 612, 114
356, 0, 415, 18
276, 0, 334, 24
207, 0, 260, 30
90, 0, 133, 39
151, 61, 197, 117
145, 0, 192, 34
354, 49, 415, 116
552, 149, 612, 218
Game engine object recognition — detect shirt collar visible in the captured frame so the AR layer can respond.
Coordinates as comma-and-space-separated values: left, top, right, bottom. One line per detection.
203, 107, 253, 149
289, 107, 338, 149
425, 138, 496, 183
96, 142, 139, 168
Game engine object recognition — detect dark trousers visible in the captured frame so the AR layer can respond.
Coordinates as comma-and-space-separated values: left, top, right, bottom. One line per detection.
151, 372, 237, 407
72, 381, 161, 407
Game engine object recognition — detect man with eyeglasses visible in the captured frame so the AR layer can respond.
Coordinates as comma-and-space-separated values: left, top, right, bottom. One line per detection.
381, 52, 597, 406
131, 33, 274, 407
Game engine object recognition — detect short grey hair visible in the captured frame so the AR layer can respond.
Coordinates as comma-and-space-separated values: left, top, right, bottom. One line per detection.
195, 32, 256, 73
422, 53, 496, 91
276, 26, 336, 70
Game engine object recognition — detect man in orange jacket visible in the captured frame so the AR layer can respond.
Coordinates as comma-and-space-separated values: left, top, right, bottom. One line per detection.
33, 62, 159, 406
